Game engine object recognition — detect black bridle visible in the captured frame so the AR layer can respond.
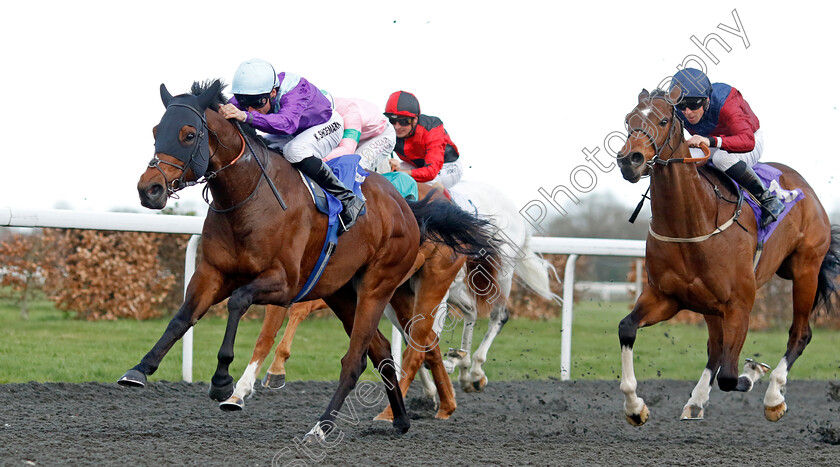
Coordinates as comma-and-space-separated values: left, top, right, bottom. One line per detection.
620, 97, 682, 170
148, 103, 213, 198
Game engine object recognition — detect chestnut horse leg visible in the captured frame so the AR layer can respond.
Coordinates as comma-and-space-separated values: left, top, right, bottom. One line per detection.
263, 300, 327, 388
375, 279, 457, 420
221, 304, 289, 411
764, 260, 821, 421
119, 264, 227, 388
619, 288, 680, 426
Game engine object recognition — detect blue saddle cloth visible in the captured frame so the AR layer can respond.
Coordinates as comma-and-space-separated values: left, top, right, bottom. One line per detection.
291, 154, 368, 304
300, 154, 369, 223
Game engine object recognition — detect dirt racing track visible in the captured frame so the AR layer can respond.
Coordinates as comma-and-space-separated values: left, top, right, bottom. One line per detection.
1, 379, 838, 466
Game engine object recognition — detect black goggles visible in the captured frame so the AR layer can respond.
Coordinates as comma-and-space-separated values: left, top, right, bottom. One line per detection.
387, 115, 412, 126
676, 99, 705, 111
236, 94, 270, 109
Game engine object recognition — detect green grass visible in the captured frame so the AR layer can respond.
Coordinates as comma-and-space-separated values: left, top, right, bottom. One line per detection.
1, 298, 838, 383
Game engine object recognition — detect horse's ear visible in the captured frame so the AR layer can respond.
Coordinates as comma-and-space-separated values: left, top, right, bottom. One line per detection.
668, 85, 682, 104
197, 80, 222, 111
160, 83, 173, 107
637, 88, 649, 103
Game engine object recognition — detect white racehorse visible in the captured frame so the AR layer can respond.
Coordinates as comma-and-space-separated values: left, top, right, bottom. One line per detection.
392, 179, 560, 395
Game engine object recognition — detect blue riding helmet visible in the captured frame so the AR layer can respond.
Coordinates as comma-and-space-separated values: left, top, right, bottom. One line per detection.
232, 58, 280, 95
671, 68, 712, 99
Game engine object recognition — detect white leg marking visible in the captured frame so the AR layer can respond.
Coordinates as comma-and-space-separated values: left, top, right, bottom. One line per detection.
682, 368, 713, 419
739, 358, 771, 391
232, 361, 260, 400
764, 357, 789, 407
620, 346, 646, 416
417, 367, 437, 400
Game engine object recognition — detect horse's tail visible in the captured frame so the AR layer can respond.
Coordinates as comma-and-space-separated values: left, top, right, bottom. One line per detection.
813, 224, 840, 314
514, 234, 561, 301
407, 192, 501, 259
408, 192, 504, 316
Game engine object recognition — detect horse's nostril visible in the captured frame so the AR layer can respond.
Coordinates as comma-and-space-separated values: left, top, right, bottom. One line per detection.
148, 184, 164, 198
630, 153, 644, 165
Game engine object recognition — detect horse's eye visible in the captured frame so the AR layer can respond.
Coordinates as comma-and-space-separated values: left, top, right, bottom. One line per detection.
185, 133, 196, 142
659, 119, 668, 126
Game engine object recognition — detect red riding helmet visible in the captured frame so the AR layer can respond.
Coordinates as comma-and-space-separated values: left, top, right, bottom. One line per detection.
385, 91, 420, 118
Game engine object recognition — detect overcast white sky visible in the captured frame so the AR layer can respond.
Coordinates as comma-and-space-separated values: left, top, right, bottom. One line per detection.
2, 1, 838, 230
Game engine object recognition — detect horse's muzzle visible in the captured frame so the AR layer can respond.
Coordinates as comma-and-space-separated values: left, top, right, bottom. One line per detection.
139, 182, 168, 209
618, 152, 646, 183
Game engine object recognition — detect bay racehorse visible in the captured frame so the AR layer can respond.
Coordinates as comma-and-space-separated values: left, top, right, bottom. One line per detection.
616, 87, 840, 425
222, 185, 502, 419
118, 80, 500, 440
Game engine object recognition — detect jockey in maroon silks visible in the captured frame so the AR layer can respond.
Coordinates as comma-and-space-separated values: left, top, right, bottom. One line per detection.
671, 68, 784, 228
383, 91, 463, 190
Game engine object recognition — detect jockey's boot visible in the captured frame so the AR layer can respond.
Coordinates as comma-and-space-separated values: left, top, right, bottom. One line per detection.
725, 161, 785, 228
292, 156, 365, 232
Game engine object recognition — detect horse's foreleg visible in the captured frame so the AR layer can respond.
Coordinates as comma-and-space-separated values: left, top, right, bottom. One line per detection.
681, 315, 723, 420
619, 289, 680, 426
221, 304, 289, 411
118, 265, 225, 388
764, 261, 821, 422
465, 303, 509, 393
716, 299, 754, 392
210, 272, 289, 402
264, 300, 319, 388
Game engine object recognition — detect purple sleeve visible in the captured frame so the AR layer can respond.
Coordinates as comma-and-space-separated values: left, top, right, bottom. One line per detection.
249, 79, 320, 135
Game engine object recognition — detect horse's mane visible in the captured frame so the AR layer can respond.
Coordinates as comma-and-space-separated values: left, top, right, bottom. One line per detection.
189, 79, 266, 146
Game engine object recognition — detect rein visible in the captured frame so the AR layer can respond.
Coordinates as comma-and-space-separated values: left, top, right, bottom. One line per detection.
623, 99, 742, 242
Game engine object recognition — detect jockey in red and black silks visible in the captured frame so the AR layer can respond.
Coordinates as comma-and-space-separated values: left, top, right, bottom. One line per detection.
384, 91, 464, 189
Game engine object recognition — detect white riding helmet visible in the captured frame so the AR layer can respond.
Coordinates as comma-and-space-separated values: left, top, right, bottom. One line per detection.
231, 58, 280, 95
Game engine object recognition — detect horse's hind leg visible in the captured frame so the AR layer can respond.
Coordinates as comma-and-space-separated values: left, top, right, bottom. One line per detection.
619, 289, 680, 426
222, 304, 289, 411
764, 259, 822, 422
263, 300, 324, 389
306, 284, 409, 441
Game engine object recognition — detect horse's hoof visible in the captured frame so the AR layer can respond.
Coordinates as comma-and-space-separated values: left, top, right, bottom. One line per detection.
472, 376, 488, 392
625, 405, 650, 426
219, 396, 244, 412
262, 372, 286, 389
373, 409, 394, 422
208, 382, 234, 402
764, 402, 787, 422
117, 369, 147, 388
392, 419, 410, 435
680, 405, 704, 420
434, 408, 455, 420
303, 423, 326, 443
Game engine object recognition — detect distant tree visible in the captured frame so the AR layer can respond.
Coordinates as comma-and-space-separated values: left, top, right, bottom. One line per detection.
541, 191, 649, 282
546, 191, 650, 240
